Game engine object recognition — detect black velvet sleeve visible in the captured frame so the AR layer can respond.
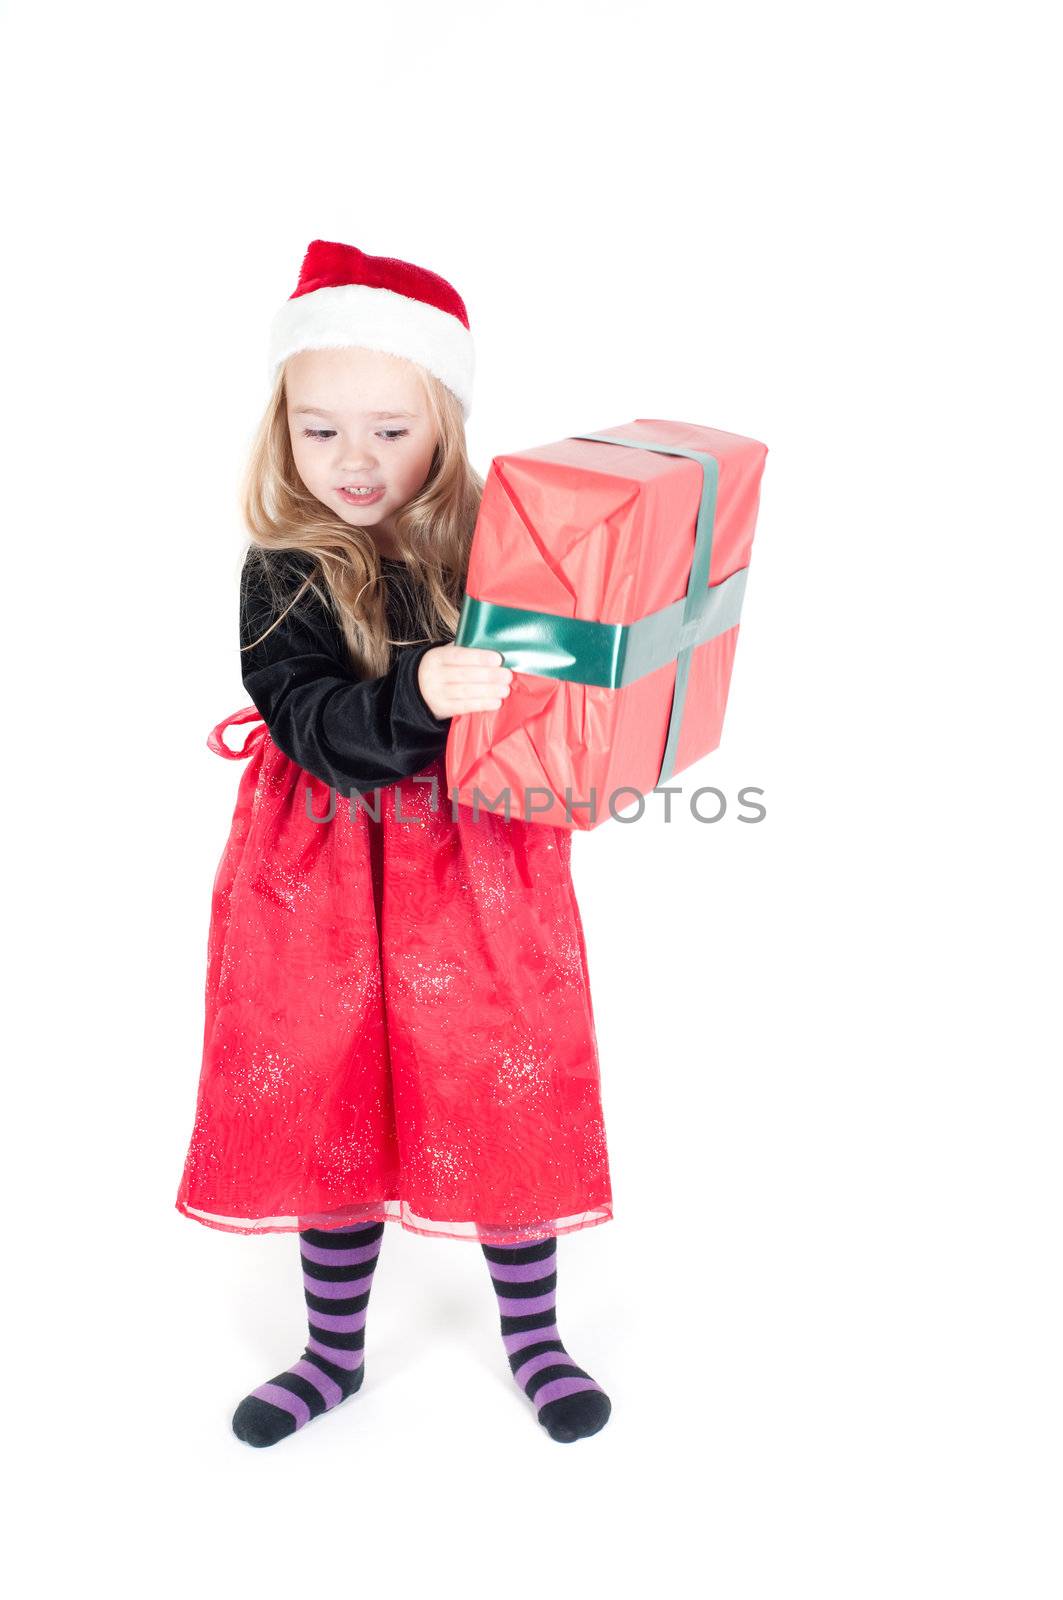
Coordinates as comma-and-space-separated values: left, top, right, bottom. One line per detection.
239, 550, 452, 794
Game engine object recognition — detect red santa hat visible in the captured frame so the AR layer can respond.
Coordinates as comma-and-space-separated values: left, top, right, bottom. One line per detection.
267, 239, 475, 420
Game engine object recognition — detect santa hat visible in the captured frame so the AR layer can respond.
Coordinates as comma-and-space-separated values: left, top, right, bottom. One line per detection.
267, 239, 474, 419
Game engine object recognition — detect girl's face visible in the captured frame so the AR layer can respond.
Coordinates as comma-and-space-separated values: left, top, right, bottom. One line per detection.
285, 346, 439, 555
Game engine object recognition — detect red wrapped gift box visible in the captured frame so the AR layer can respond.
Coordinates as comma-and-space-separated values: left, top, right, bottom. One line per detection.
446, 419, 769, 831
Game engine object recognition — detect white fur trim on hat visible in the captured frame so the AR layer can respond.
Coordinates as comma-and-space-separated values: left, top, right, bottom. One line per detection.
267, 282, 474, 419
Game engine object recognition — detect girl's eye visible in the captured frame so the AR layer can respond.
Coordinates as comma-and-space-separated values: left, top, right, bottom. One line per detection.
301, 428, 409, 442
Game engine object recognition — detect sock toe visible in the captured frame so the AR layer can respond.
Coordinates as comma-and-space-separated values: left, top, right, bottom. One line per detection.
232, 1394, 298, 1448
538, 1388, 612, 1443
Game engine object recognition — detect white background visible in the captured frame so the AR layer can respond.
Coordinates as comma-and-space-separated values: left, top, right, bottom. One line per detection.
3, 1, 1059, 1595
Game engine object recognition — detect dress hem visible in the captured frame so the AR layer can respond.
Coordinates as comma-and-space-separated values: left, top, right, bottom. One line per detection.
174, 1195, 613, 1244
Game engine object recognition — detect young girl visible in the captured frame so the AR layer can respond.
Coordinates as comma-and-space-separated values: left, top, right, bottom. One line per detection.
175, 240, 614, 1448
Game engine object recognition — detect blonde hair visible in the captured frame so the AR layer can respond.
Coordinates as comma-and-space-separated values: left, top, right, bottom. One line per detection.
239, 358, 484, 678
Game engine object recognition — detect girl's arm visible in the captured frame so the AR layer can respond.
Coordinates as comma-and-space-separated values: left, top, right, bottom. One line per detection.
239, 550, 452, 794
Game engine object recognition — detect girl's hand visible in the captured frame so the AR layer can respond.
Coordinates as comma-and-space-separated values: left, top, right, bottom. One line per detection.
417, 645, 514, 719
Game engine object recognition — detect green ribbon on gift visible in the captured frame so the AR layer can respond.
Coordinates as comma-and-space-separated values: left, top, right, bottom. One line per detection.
454, 431, 748, 784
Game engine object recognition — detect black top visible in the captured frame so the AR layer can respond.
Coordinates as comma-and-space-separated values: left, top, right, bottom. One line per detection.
239, 548, 453, 794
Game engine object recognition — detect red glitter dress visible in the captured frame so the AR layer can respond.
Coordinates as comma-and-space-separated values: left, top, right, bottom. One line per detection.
175, 554, 613, 1244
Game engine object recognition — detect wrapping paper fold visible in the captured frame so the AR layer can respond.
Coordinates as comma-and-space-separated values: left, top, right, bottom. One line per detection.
446, 419, 769, 831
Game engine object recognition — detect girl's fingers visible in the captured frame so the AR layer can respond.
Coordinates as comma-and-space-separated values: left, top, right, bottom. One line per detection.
424, 648, 513, 714
431, 648, 512, 682
437, 676, 512, 695
441, 646, 508, 665
451, 677, 512, 695
439, 661, 512, 680
441, 691, 508, 711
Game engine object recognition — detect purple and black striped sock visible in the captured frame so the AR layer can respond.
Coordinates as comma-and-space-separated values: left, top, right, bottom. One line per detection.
481, 1233, 611, 1443
231, 1220, 384, 1448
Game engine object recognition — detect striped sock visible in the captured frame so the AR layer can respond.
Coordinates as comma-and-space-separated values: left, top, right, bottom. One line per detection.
231, 1219, 384, 1448
481, 1234, 612, 1443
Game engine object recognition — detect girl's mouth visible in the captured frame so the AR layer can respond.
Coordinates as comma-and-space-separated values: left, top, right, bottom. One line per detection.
338, 485, 385, 506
